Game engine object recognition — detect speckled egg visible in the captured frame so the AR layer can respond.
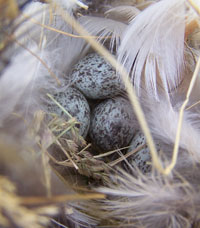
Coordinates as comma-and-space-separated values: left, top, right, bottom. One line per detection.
89, 97, 137, 151
72, 53, 125, 99
128, 132, 162, 174
46, 86, 90, 138
128, 131, 151, 174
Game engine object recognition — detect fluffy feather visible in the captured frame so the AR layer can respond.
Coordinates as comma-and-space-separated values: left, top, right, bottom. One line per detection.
79, 16, 127, 52
42, 15, 88, 79
0, 1, 90, 144
96, 169, 200, 228
15, 1, 88, 76
54, 0, 87, 10
69, 168, 200, 228
2, 1, 200, 228
141, 96, 200, 181
14, 1, 48, 46
118, 0, 186, 99
105, 6, 140, 23
0, 43, 41, 127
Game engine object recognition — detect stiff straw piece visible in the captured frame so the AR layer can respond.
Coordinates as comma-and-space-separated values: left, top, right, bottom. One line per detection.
188, 0, 200, 15
93, 146, 131, 159
1, 0, 19, 19
186, 99, 200, 110
41, 147, 52, 197
22, 13, 105, 39
47, 93, 73, 119
165, 56, 200, 175
19, 193, 105, 205
56, 140, 79, 170
108, 144, 146, 167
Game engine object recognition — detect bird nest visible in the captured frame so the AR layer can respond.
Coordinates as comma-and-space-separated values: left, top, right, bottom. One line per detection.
1, 0, 200, 228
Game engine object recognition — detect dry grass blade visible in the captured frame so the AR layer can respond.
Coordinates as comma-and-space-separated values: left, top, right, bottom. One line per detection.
93, 146, 131, 159
47, 93, 73, 118
108, 144, 146, 167
51, 219, 69, 228
186, 99, 200, 110
56, 140, 79, 169
19, 193, 105, 205
165, 56, 200, 175
41, 147, 52, 197
0, 0, 19, 20
22, 13, 105, 39
0, 176, 56, 228
188, 0, 200, 15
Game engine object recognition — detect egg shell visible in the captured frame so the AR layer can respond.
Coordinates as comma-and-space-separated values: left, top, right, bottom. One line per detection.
46, 86, 90, 138
72, 53, 125, 99
128, 131, 151, 174
89, 97, 137, 151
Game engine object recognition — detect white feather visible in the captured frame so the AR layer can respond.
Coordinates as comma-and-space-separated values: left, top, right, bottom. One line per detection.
96, 169, 198, 228
43, 15, 88, 78
15, 1, 89, 92
53, 0, 87, 10
71, 168, 199, 228
118, 0, 186, 99
79, 16, 127, 52
0, 43, 41, 127
105, 6, 140, 23
14, 2, 48, 46
143, 97, 200, 173
0, 2, 89, 137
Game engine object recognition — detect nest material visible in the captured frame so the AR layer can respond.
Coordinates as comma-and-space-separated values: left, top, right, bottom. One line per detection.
1, 0, 200, 228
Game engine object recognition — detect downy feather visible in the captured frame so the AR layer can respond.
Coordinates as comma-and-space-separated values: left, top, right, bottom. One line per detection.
118, 0, 186, 99
96, 168, 199, 228
105, 6, 140, 23
136, 0, 156, 10
0, 43, 41, 127
0, 1, 89, 143
142, 97, 200, 177
70, 168, 200, 228
79, 16, 127, 52
15, 1, 88, 76
53, 0, 87, 10
14, 1, 48, 46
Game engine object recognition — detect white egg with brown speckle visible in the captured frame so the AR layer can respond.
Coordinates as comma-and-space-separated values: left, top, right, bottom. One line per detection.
128, 131, 151, 174
46, 86, 90, 138
128, 132, 161, 174
72, 53, 125, 99
89, 97, 137, 151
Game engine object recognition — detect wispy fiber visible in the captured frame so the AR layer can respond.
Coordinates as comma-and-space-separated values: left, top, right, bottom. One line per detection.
118, 0, 186, 99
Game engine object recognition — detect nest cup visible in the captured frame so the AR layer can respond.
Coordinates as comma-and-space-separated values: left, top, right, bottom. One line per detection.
1, 0, 200, 228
